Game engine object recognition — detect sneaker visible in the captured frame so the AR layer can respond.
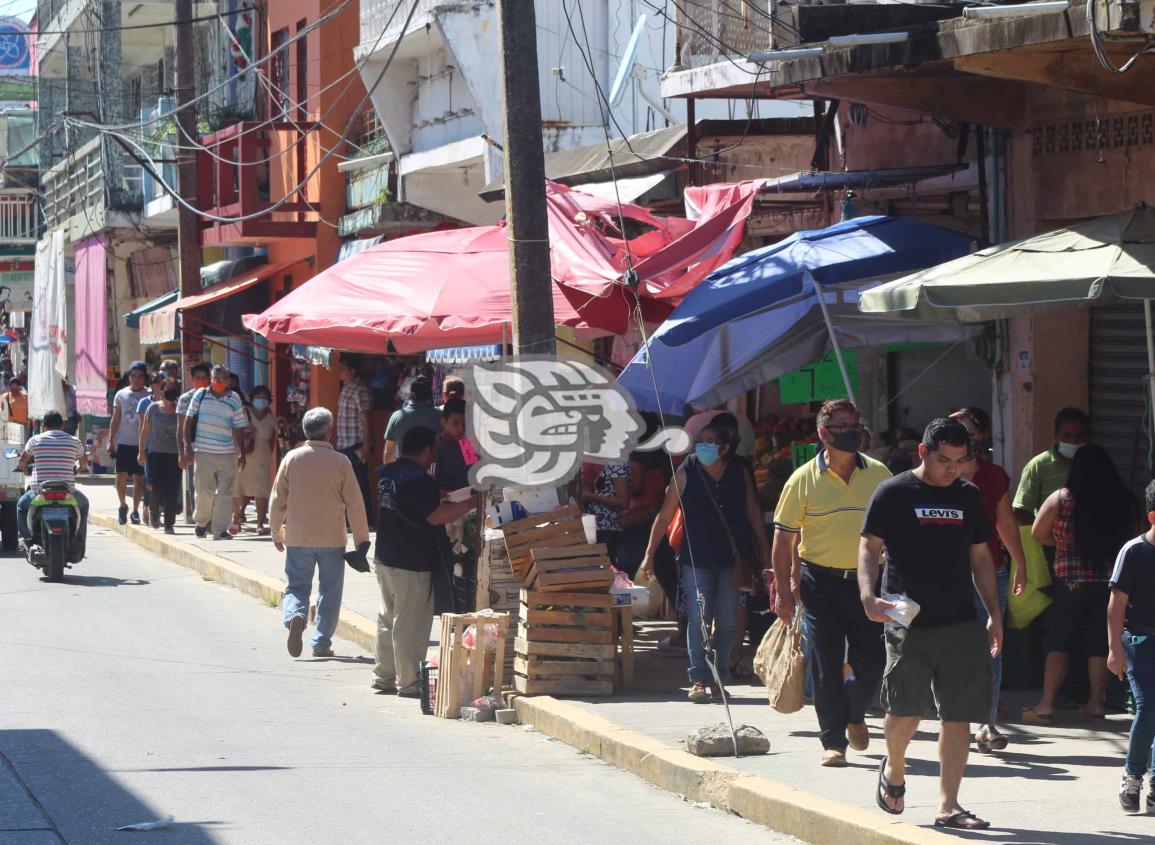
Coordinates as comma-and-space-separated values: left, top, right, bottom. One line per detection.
1120, 774, 1142, 813
397, 687, 422, 699
312, 646, 335, 658
118, 505, 128, 525
130, 511, 141, 525
848, 722, 870, 752
216, 531, 231, 540
194, 525, 208, 538
371, 680, 397, 694
163, 526, 176, 535
687, 681, 711, 703
821, 749, 848, 768
286, 615, 305, 658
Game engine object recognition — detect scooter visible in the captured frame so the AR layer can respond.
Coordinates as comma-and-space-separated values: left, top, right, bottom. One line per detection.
25, 480, 84, 582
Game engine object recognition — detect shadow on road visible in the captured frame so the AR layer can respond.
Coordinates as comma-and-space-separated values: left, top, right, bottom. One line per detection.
0, 729, 220, 844
57, 575, 150, 587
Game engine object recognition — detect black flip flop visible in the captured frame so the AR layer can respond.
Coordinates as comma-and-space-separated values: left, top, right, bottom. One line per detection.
876, 756, 905, 816
935, 809, 990, 830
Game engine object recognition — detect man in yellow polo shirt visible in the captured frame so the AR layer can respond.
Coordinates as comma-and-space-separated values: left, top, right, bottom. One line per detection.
773, 398, 891, 767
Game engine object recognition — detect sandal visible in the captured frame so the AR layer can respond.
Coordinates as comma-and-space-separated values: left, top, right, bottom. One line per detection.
975, 726, 1008, 753
875, 756, 905, 816
1020, 706, 1053, 723
935, 809, 990, 830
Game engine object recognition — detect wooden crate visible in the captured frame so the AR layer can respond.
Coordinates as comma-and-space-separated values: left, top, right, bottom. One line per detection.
527, 543, 615, 592
435, 611, 510, 719
501, 505, 586, 581
513, 590, 616, 696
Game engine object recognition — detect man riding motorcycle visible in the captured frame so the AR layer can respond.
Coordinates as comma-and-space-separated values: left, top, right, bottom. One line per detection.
17, 411, 90, 559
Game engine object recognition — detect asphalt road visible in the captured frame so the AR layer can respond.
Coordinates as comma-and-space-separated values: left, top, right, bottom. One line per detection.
0, 526, 794, 845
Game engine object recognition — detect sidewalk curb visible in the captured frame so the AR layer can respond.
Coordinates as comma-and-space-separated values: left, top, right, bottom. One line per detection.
89, 514, 377, 654
512, 696, 958, 845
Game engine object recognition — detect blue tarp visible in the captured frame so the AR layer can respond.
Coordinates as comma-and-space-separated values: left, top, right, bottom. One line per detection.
619, 216, 978, 413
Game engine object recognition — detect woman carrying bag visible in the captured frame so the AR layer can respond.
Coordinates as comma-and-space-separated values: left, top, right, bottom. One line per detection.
642, 418, 771, 703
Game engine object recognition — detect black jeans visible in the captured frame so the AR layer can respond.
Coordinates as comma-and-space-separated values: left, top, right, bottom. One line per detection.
800, 563, 885, 751
339, 445, 373, 526
146, 452, 182, 529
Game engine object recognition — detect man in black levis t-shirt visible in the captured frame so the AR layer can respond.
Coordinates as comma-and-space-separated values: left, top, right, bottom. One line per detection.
858, 417, 1002, 831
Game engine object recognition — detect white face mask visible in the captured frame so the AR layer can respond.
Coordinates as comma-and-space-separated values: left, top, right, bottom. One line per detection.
1056, 441, 1083, 459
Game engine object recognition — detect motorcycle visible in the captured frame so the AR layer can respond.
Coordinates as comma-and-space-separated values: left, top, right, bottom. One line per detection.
25, 480, 84, 582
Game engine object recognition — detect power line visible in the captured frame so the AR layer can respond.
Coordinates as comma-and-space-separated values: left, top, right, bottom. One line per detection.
32, 4, 258, 35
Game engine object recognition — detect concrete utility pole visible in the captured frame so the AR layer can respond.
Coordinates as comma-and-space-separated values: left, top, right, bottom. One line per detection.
175, 0, 203, 375
496, 0, 555, 356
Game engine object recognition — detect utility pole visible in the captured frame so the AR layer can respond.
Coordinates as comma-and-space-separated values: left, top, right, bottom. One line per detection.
175, 0, 203, 376
496, 0, 555, 356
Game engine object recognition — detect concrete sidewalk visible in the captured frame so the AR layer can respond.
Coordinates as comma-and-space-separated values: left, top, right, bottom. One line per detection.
79, 475, 1149, 845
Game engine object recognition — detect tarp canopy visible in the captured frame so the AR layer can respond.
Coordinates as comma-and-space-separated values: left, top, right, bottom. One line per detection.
656, 215, 976, 347
124, 290, 178, 329
141, 261, 293, 345
859, 204, 1155, 321
619, 216, 977, 412
244, 179, 766, 353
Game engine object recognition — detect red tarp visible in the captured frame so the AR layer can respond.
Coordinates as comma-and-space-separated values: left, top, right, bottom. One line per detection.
243, 179, 761, 353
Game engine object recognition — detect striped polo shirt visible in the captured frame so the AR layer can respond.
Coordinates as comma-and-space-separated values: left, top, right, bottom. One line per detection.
24, 429, 85, 489
186, 389, 247, 455
774, 449, 891, 570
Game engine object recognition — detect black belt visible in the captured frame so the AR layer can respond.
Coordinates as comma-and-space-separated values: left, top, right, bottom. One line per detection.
804, 560, 857, 581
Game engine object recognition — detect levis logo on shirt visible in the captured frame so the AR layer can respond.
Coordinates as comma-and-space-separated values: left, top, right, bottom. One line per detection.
914, 506, 964, 526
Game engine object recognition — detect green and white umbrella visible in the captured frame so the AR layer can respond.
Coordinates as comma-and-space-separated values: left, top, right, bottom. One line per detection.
860, 203, 1155, 419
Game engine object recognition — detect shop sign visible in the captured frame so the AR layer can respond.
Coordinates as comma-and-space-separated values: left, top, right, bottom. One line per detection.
0, 268, 33, 311
778, 350, 859, 404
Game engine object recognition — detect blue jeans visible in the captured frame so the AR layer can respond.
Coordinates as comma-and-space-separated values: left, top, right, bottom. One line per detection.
1124, 630, 1155, 777
973, 565, 1010, 726
18, 487, 89, 544
283, 547, 346, 650
682, 564, 739, 686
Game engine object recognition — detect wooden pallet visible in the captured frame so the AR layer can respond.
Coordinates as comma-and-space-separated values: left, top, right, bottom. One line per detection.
435, 611, 510, 719
513, 589, 617, 696
501, 505, 586, 581
527, 543, 615, 592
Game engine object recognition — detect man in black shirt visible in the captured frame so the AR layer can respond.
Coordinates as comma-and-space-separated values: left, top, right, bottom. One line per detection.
858, 418, 1001, 831
372, 426, 476, 697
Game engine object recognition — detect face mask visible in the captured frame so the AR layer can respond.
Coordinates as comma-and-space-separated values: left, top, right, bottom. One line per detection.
695, 442, 720, 466
1057, 441, 1083, 459
210, 382, 228, 396
251, 398, 269, 411
163, 388, 180, 402
194, 377, 210, 389
828, 429, 861, 454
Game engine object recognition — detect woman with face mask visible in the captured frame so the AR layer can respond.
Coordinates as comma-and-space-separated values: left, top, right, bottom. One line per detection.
641, 419, 773, 702
235, 386, 277, 536
137, 380, 182, 533
1028, 444, 1140, 722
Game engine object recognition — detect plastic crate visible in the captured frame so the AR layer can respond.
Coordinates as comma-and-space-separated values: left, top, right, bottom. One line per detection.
419, 660, 439, 716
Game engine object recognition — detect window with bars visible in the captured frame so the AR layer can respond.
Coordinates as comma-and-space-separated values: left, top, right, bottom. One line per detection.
270, 27, 290, 117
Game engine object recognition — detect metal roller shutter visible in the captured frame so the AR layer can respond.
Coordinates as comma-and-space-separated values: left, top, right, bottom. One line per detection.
1089, 303, 1152, 496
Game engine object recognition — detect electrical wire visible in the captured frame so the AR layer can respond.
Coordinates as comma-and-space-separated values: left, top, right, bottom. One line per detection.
69, 0, 420, 226
31, 4, 258, 35
1086, 0, 1155, 74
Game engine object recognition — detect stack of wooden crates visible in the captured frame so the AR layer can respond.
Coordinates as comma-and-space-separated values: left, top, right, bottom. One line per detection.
501, 505, 618, 696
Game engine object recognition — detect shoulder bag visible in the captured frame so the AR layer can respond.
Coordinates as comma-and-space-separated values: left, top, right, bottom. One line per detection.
696, 462, 762, 593
186, 387, 207, 443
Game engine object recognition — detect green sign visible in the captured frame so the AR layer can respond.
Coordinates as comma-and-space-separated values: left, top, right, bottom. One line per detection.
791, 442, 818, 469
777, 350, 859, 404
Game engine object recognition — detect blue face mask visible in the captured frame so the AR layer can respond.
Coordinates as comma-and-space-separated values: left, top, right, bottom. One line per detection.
251, 398, 270, 411
695, 442, 720, 466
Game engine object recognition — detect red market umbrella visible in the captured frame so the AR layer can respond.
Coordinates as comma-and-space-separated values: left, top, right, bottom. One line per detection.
243, 224, 671, 354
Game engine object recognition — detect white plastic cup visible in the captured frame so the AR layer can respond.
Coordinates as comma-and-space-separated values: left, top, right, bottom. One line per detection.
582, 514, 598, 544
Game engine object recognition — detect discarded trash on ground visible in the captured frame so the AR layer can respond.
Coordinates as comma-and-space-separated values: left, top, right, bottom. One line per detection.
115, 815, 174, 832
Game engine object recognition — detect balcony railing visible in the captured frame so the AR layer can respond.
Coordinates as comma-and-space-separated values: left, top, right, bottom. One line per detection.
359, 0, 445, 51
674, 0, 772, 69
0, 193, 41, 242
42, 135, 142, 230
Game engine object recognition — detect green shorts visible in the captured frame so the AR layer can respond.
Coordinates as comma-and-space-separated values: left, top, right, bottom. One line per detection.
881, 620, 992, 723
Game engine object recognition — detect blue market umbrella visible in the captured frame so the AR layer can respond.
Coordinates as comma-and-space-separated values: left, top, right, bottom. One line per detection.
619, 216, 977, 412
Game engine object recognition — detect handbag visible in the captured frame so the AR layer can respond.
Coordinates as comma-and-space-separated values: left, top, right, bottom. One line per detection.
1007, 526, 1054, 629
753, 611, 806, 714
697, 462, 761, 593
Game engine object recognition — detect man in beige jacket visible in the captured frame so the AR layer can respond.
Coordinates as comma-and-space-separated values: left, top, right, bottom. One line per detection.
270, 407, 370, 659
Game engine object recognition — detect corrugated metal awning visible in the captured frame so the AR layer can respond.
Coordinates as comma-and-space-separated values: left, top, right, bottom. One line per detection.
426, 344, 503, 365
479, 124, 687, 202
760, 165, 969, 193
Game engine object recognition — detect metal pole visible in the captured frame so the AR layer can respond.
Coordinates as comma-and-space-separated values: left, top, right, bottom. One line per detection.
497, 0, 555, 357
175, 0, 203, 379
1145, 299, 1155, 437
811, 276, 856, 405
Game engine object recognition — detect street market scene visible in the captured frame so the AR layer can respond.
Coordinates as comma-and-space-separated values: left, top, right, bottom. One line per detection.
7, 0, 1155, 843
